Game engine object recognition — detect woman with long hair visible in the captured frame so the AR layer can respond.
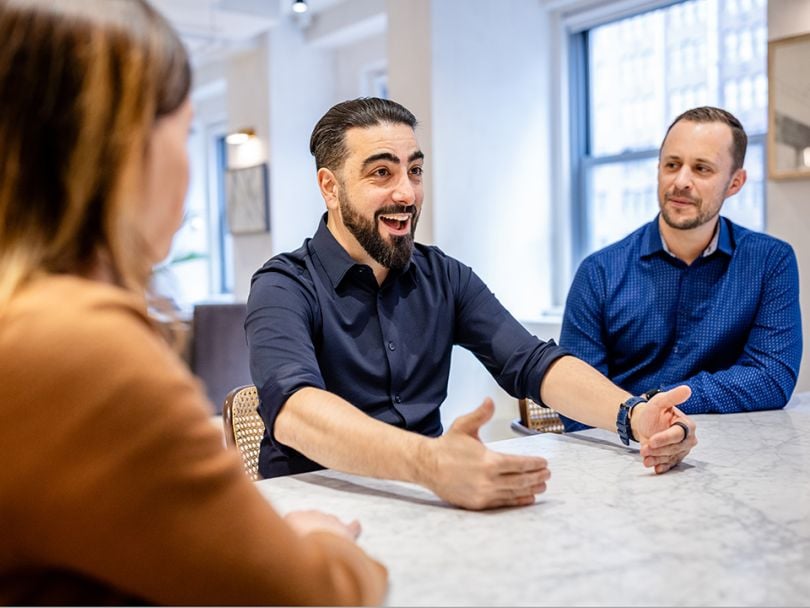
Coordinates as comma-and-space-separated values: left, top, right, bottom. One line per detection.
0, 1, 387, 604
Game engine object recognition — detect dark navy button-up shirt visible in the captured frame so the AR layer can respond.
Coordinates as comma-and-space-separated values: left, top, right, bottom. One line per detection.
559, 215, 802, 432
246, 215, 569, 477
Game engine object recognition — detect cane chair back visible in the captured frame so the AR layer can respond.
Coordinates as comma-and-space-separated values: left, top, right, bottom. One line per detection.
223, 384, 264, 480
517, 398, 565, 434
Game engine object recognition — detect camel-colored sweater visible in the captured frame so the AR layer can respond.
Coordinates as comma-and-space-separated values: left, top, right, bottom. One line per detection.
0, 276, 387, 605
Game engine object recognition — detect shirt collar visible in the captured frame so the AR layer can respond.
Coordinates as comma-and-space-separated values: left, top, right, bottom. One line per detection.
642, 215, 733, 260
310, 214, 360, 289
309, 213, 416, 289
715, 217, 734, 255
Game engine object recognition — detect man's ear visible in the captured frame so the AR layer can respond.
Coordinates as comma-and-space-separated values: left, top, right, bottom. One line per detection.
318, 168, 340, 210
725, 168, 747, 198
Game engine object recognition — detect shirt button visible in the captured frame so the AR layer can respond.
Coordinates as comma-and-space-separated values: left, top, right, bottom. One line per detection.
388, 341, 396, 351
394, 395, 401, 403
673, 346, 679, 354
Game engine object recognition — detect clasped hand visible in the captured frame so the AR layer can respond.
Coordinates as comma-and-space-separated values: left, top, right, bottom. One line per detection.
631, 385, 698, 474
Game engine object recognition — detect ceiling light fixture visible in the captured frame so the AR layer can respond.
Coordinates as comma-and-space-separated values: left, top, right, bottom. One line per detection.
225, 128, 256, 145
292, 0, 308, 14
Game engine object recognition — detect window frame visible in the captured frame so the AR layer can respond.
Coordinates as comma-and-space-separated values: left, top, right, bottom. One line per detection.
562, 0, 768, 289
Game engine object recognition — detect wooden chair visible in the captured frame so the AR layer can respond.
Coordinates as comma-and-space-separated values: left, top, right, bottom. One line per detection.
222, 384, 264, 480
514, 398, 565, 434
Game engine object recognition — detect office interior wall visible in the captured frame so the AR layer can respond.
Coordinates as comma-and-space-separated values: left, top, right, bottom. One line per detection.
768, 0, 810, 392
265, 22, 336, 262
335, 33, 387, 101
225, 40, 273, 300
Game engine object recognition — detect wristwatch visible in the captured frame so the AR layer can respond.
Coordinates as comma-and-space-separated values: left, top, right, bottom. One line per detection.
617, 395, 647, 445
643, 387, 662, 400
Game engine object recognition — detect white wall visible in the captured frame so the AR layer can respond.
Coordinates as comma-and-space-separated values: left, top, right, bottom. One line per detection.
265, 20, 337, 259
335, 33, 387, 100
430, 0, 553, 320
768, 0, 810, 392
224, 41, 273, 299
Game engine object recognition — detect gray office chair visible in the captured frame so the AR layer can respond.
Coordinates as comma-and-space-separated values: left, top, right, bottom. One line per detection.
190, 302, 252, 414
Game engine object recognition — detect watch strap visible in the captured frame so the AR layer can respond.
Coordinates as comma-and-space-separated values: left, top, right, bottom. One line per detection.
617, 395, 646, 445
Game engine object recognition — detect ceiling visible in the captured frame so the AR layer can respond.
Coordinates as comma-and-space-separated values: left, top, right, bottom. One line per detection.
152, 0, 347, 63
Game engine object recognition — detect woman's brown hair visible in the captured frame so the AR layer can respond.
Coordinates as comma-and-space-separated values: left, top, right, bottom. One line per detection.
0, 0, 190, 303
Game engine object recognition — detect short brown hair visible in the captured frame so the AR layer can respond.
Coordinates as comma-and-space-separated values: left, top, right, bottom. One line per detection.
661, 106, 748, 171
0, 0, 190, 302
309, 97, 417, 172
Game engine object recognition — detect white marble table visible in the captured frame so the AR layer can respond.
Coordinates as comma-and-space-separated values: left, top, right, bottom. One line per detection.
256, 393, 810, 606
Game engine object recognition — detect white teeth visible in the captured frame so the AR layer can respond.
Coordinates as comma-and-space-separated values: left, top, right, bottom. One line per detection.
380, 214, 410, 221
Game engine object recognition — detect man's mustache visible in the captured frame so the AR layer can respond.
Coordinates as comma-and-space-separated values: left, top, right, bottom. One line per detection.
666, 190, 699, 204
375, 205, 417, 217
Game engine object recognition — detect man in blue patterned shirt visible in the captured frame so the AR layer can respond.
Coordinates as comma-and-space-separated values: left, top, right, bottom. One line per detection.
560, 106, 802, 432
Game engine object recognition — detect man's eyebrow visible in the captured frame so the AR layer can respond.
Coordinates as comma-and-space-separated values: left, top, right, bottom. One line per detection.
361, 152, 400, 169
361, 150, 425, 170
662, 153, 718, 167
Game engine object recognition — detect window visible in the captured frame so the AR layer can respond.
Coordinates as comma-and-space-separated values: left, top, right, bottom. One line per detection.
152, 120, 232, 311
362, 63, 389, 99
570, 0, 767, 265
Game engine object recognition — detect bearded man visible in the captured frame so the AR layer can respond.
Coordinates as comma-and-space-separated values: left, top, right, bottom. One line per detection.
559, 106, 802, 434
246, 98, 698, 510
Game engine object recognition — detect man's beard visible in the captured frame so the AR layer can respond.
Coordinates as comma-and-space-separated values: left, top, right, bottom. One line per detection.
339, 191, 418, 270
659, 187, 724, 231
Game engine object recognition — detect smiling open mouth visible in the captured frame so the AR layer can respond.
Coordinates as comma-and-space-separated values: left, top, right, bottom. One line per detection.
378, 212, 411, 232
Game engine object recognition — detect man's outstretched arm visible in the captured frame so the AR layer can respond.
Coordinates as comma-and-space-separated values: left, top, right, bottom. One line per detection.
540, 355, 697, 473
276, 387, 550, 510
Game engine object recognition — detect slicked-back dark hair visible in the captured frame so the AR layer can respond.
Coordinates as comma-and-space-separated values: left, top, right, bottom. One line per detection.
661, 106, 748, 171
309, 97, 417, 172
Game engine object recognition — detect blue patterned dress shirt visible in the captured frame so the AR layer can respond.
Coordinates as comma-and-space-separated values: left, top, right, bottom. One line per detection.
559, 215, 802, 432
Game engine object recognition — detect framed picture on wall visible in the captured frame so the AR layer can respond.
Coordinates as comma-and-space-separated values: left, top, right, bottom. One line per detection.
225, 163, 270, 234
768, 33, 810, 180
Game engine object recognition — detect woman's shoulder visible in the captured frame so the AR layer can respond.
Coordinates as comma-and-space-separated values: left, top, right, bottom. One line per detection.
0, 275, 221, 491
4, 276, 158, 366
1, 275, 199, 413
7, 274, 150, 328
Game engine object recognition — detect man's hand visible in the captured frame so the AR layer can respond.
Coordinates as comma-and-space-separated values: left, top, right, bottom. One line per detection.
284, 509, 362, 541
419, 398, 551, 510
631, 385, 697, 474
